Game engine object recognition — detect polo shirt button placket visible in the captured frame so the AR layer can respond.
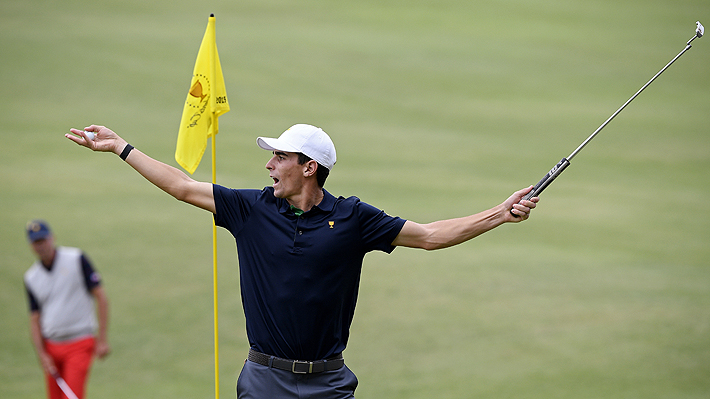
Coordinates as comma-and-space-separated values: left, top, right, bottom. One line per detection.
291, 216, 304, 254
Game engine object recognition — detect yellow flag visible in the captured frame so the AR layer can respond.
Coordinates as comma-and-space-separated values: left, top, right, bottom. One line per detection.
176, 14, 229, 174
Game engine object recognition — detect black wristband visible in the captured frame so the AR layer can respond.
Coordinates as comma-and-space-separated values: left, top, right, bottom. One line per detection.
119, 144, 134, 161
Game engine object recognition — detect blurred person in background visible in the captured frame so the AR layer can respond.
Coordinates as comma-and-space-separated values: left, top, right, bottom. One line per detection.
24, 220, 110, 399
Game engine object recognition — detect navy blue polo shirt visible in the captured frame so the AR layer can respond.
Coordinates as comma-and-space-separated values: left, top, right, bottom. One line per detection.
213, 185, 406, 361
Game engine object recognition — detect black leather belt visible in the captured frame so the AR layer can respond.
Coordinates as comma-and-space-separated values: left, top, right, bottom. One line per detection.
247, 348, 345, 374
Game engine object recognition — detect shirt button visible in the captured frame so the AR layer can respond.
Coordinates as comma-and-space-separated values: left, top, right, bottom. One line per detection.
298, 231, 303, 235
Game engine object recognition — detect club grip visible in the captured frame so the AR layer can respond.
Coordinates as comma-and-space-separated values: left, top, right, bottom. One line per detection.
511, 157, 570, 217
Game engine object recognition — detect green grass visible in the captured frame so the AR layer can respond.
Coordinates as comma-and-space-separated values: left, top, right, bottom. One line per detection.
2, 0, 709, 398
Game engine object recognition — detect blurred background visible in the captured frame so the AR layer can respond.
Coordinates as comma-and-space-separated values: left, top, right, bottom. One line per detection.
2, 0, 708, 398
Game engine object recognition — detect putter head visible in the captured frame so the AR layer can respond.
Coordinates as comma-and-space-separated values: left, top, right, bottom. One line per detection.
697, 21, 704, 38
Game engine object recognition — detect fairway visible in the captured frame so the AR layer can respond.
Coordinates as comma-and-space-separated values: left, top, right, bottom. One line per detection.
2, 1, 709, 398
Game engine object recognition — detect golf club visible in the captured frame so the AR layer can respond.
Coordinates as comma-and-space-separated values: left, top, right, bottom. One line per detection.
52, 373, 80, 399
511, 21, 704, 216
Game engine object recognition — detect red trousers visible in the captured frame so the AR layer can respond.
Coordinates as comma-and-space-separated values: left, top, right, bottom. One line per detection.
44, 337, 95, 399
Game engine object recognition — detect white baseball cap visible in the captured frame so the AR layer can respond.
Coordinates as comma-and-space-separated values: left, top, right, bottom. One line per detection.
257, 124, 337, 170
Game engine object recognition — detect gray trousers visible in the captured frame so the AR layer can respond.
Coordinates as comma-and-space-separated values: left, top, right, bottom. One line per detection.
237, 359, 358, 399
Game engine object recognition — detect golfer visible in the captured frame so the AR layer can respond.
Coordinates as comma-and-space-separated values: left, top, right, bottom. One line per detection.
66, 123, 537, 398
24, 220, 110, 399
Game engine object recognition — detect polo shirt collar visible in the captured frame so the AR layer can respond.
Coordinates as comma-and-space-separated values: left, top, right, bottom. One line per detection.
277, 189, 336, 215
314, 189, 336, 212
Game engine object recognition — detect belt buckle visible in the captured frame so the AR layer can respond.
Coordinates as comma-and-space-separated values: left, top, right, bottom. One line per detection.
292, 360, 313, 374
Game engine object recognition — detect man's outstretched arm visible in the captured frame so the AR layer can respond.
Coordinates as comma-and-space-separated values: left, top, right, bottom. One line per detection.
66, 125, 216, 213
392, 186, 538, 250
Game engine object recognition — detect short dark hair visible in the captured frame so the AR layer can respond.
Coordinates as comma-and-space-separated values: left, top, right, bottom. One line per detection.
297, 153, 330, 187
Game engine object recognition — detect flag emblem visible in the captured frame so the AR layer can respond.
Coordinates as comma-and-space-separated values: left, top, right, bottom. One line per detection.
189, 78, 208, 102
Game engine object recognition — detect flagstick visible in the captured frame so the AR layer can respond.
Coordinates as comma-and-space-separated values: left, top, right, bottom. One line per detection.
211, 118, 219, 399
209, 13, 220, 399
175, 13, 225, 397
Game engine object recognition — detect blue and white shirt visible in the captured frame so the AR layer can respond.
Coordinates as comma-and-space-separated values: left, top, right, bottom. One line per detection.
25, 246, 101, 341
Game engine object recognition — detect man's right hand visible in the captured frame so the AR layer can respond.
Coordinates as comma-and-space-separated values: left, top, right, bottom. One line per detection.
66, 125, 127, 156
39, 351, 57, 376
